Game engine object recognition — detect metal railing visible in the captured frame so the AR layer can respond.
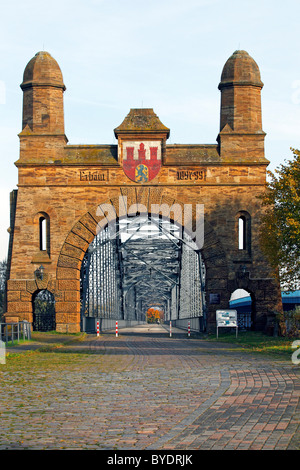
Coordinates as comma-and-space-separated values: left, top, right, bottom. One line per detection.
0, 321, 31, 346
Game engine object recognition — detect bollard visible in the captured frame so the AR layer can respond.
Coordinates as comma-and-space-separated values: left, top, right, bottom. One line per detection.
96, 320, 100, 337
116, 321, 118, 337
188, 321, 190, 337
170, 321, 172, 337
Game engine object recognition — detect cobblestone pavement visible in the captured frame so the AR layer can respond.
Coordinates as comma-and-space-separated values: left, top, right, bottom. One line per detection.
0, 324, 299, 450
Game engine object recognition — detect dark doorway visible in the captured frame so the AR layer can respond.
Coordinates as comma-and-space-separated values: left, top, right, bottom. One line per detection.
32, 289, 56, 331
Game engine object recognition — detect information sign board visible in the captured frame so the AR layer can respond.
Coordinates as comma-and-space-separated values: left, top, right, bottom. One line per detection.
216, 309, 238, 338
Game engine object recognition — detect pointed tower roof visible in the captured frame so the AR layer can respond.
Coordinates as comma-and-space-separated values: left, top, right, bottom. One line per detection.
114, 108, 170, 138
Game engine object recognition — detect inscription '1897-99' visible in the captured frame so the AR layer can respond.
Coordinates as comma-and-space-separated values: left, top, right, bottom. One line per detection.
177, 169, 206, 181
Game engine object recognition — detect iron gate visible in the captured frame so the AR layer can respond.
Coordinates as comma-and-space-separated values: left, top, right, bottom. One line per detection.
32, 289, 56, 331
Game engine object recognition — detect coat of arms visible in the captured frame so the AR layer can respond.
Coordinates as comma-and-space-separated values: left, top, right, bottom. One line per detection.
121, 141, 162, 183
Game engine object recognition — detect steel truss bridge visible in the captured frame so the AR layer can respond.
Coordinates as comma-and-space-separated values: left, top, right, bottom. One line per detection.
80, 215, 206, 331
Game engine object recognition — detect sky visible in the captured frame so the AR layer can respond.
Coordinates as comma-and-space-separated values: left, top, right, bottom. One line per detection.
1, 0, 300, 261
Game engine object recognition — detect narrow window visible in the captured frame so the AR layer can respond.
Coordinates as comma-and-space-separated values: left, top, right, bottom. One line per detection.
39, 217, 47, 251
237, 211, 251, 255
238, 216, 246, 250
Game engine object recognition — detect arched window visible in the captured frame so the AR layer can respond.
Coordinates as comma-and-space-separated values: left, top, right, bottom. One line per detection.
38, 213, 50, 254
237, 211, 251, 254
39, 217, 46, 251
238, 216, 246, 250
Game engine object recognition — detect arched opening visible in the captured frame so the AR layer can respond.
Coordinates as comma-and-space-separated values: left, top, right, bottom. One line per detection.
229, 288, 255, 330
56, 191, 229, 334
80, 213, 206, 334
32, 289, 56, 331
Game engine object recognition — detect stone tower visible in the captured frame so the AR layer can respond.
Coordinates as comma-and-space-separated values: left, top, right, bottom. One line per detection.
218, 50, 265, 160
19, 51, 67, 163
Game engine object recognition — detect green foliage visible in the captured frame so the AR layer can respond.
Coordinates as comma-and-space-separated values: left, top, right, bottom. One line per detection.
278, 306, 300, 338
259, 149, 300, 290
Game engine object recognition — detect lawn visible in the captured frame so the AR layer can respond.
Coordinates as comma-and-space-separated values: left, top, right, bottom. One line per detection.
3, 329, 299, 363
206, 330, 299, 361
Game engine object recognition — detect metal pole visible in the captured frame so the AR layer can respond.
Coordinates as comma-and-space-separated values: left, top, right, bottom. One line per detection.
170, 321, 172, 337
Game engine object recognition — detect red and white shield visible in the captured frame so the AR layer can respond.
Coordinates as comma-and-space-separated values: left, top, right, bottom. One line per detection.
121, 141, 161, 183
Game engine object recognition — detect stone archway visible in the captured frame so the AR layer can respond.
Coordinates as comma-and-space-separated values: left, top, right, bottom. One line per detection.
5, 51, 285, 337
55, 187, 229, 333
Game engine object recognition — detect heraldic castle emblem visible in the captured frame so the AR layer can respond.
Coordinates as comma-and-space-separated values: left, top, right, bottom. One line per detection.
114, 108, 170, 183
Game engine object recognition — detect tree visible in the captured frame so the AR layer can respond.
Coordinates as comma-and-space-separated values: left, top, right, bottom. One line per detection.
259, 149, 300, 290
147, 307, 163, 323
147, 308, 156, 323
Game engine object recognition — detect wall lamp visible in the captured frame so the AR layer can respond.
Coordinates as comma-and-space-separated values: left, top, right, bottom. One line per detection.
34, 264, 45, 281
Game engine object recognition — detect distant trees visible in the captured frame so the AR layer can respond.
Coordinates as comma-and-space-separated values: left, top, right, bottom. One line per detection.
259, 149, 300, 291
147, 308, 164, 323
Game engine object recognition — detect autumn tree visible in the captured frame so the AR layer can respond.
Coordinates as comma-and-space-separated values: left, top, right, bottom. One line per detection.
147, 308, 154, 323
147, 308, 163, 323
259, 149, 300, 290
